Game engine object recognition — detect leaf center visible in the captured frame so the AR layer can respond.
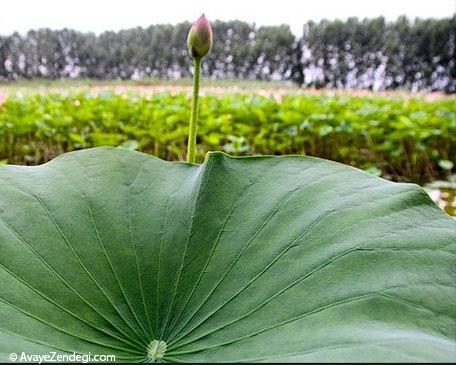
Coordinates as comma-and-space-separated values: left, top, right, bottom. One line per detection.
147, 340, 167, 362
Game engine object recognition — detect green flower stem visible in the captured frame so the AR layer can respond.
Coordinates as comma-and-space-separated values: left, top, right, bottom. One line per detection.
187, 57, 202, 163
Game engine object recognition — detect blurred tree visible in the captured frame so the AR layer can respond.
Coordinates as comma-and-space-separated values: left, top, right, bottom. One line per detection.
0, 17, 454, 92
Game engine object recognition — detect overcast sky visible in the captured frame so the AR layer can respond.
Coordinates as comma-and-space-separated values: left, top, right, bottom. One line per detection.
1, 0, 454, 36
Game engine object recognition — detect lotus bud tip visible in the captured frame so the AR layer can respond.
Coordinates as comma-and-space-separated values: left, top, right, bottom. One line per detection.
187, 14, 213, 59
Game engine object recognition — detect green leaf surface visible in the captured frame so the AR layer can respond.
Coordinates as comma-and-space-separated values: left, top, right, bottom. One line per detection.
0, 147, 455, 362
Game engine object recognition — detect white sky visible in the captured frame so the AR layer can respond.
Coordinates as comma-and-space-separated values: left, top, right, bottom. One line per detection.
0, 0, 454, 36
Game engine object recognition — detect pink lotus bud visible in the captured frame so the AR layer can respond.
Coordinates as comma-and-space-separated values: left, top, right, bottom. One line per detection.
187, 14, 213, 59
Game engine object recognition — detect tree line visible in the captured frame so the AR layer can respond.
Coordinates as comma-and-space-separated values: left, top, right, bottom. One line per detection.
0, 16, 454, 92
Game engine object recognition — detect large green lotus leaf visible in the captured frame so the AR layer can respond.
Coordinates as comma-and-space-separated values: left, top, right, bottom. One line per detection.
0, 147, 455, 362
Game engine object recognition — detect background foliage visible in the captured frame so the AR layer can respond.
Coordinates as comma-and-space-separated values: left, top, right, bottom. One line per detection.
1, 92, 454, 183
0, 16, 454, 92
